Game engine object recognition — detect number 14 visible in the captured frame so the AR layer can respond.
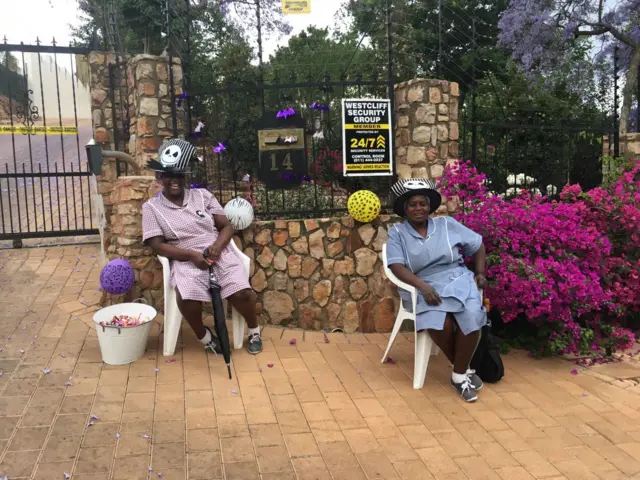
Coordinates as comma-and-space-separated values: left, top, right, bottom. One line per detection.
270, 153, 293, 171
350, 138, 374, 148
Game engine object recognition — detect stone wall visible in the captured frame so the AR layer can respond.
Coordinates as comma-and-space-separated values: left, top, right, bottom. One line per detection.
100, 177, 163, 307
394, 79, 459, 181
238, 217, 402, 333
603, 133, 640, 157
127, 55, 184, 172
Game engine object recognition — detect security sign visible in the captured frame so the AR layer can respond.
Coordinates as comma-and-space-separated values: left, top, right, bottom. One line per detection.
342, 99, 393, 177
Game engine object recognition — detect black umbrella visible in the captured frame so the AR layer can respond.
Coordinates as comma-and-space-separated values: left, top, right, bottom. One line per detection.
204, 249, 232, 379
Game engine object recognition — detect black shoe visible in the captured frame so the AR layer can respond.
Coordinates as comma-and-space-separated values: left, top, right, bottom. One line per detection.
451, 377, 478, 402
203, 327, 222, 354
247, 332, 263, 355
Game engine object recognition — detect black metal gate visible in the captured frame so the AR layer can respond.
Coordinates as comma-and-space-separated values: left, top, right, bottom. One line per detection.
0, 39, 98, 247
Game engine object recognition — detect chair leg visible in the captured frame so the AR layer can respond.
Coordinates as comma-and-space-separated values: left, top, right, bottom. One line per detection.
163, 288, 182, 357
232, 307, 245, 350
413, 330, 434, 389
381, 312, 406, 363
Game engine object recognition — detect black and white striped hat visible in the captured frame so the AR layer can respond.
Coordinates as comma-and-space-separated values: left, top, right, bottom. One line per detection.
391, 178, 441, 217
146, 139, 197, 173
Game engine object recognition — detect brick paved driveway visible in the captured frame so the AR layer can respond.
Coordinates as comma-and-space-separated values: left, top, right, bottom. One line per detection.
1, 245, 639, 479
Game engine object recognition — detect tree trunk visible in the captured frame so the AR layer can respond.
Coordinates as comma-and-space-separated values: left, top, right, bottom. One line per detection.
620, 47, 640, 135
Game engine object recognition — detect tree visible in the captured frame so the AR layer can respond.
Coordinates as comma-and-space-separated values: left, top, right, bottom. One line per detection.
498, 0, 640, 135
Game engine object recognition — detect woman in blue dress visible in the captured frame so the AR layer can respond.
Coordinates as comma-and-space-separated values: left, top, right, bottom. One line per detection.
386, 179, 488, 402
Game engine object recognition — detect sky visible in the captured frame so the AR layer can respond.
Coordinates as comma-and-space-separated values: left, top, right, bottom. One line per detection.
0, 0, 345, 58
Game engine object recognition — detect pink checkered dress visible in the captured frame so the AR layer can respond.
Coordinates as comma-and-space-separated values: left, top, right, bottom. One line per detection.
142, 188, 250, 301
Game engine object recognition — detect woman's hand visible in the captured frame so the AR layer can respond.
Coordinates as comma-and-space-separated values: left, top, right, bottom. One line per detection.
191, 252, 213, 270
207, 243, 222, 263
419, 283, 442, 306
475, 274, 488, 289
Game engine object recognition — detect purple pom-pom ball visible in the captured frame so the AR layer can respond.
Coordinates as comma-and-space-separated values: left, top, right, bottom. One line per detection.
100, 259, 135, 295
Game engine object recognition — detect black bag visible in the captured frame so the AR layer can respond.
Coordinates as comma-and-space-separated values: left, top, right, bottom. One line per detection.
470, 321, 504, 383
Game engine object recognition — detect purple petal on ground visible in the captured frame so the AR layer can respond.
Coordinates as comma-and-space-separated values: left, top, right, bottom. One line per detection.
289, 339, 297, 345
267, 363, 274, 368
116, 433, 120, 438
324, 336, 330, 343
64, 473, 70, 479
583, 392, 588, 396
148, 467, 153, 472
0, 372, 3, 377
90, 414, 99, 420
143, 434, 151, 439
386, 357, 395, 364
60, 354, 65, 358
64, 382, 73, 386
43, 369, 51, 374
87, 422, 94, 427
20, 349, 25, 354
166, 358, 176, 363
231, 389, 238, 395
154, 368, 159, 372
157, 474, 164, 478
570, 369, 578, 375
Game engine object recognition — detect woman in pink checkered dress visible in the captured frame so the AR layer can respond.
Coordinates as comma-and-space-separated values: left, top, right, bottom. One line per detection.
142, 139, 262, 355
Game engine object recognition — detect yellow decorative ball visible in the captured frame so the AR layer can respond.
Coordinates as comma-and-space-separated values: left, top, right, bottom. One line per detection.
347, 190, 381, 223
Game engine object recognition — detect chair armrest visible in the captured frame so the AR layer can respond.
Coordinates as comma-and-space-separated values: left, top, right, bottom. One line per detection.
157, 255, 169, 269
383, 265, 418, 314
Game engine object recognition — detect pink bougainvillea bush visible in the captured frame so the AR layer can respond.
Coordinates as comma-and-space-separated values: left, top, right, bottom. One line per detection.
438, 158, 639, 356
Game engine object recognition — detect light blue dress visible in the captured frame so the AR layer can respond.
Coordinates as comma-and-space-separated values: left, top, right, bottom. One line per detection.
386, 217, 487, 335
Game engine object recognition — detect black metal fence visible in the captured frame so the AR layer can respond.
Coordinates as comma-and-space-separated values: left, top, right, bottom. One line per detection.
0, 39, 98, 246
182, 74, 397, 219
460, 121, 611, 196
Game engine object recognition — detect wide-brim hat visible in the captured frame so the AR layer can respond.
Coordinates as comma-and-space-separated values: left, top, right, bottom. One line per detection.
391, 178, 442, 217
146, 139, 198, 173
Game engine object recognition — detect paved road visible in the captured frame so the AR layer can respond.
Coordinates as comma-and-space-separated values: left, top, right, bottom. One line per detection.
0, 123, 100, 248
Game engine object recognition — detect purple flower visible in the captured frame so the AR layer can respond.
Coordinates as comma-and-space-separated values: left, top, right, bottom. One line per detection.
570, 369, 578, 375
213, 142, 227, 154
276, 108, 296, 119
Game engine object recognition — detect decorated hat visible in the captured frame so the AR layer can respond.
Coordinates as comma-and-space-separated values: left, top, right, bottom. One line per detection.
146, 139, 198, 173
391, 178, 441, 217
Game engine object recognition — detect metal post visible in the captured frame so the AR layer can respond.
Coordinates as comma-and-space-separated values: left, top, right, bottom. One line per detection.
613, 46, 619, 157
386, 0, 395, 151
167, 0, 178, 137
437, 0, 442, 78
256, 0, 265, 114
636, 63, 640, 133
185, 0, 192, 136
470, 18, 477, 164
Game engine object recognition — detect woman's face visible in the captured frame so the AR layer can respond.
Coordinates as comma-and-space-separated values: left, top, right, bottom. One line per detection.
161, 172, 186, 198
405, 194, 430, 223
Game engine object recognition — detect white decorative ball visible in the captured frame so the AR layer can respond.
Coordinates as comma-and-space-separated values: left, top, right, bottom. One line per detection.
224, 197, 254, 231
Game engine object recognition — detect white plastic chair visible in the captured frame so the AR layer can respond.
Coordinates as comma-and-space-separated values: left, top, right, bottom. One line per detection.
381, 243, 439, 389
158, 240, 251, 356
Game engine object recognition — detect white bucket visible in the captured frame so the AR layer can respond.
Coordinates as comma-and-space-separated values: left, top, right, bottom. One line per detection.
93, 302, 157, 365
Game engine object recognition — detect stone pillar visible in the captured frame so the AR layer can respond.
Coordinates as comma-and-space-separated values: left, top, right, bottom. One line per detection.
89, 52, 126, 227
127, 54, 184, 172
101, 176, 164, 307
394, 79, 459, 181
